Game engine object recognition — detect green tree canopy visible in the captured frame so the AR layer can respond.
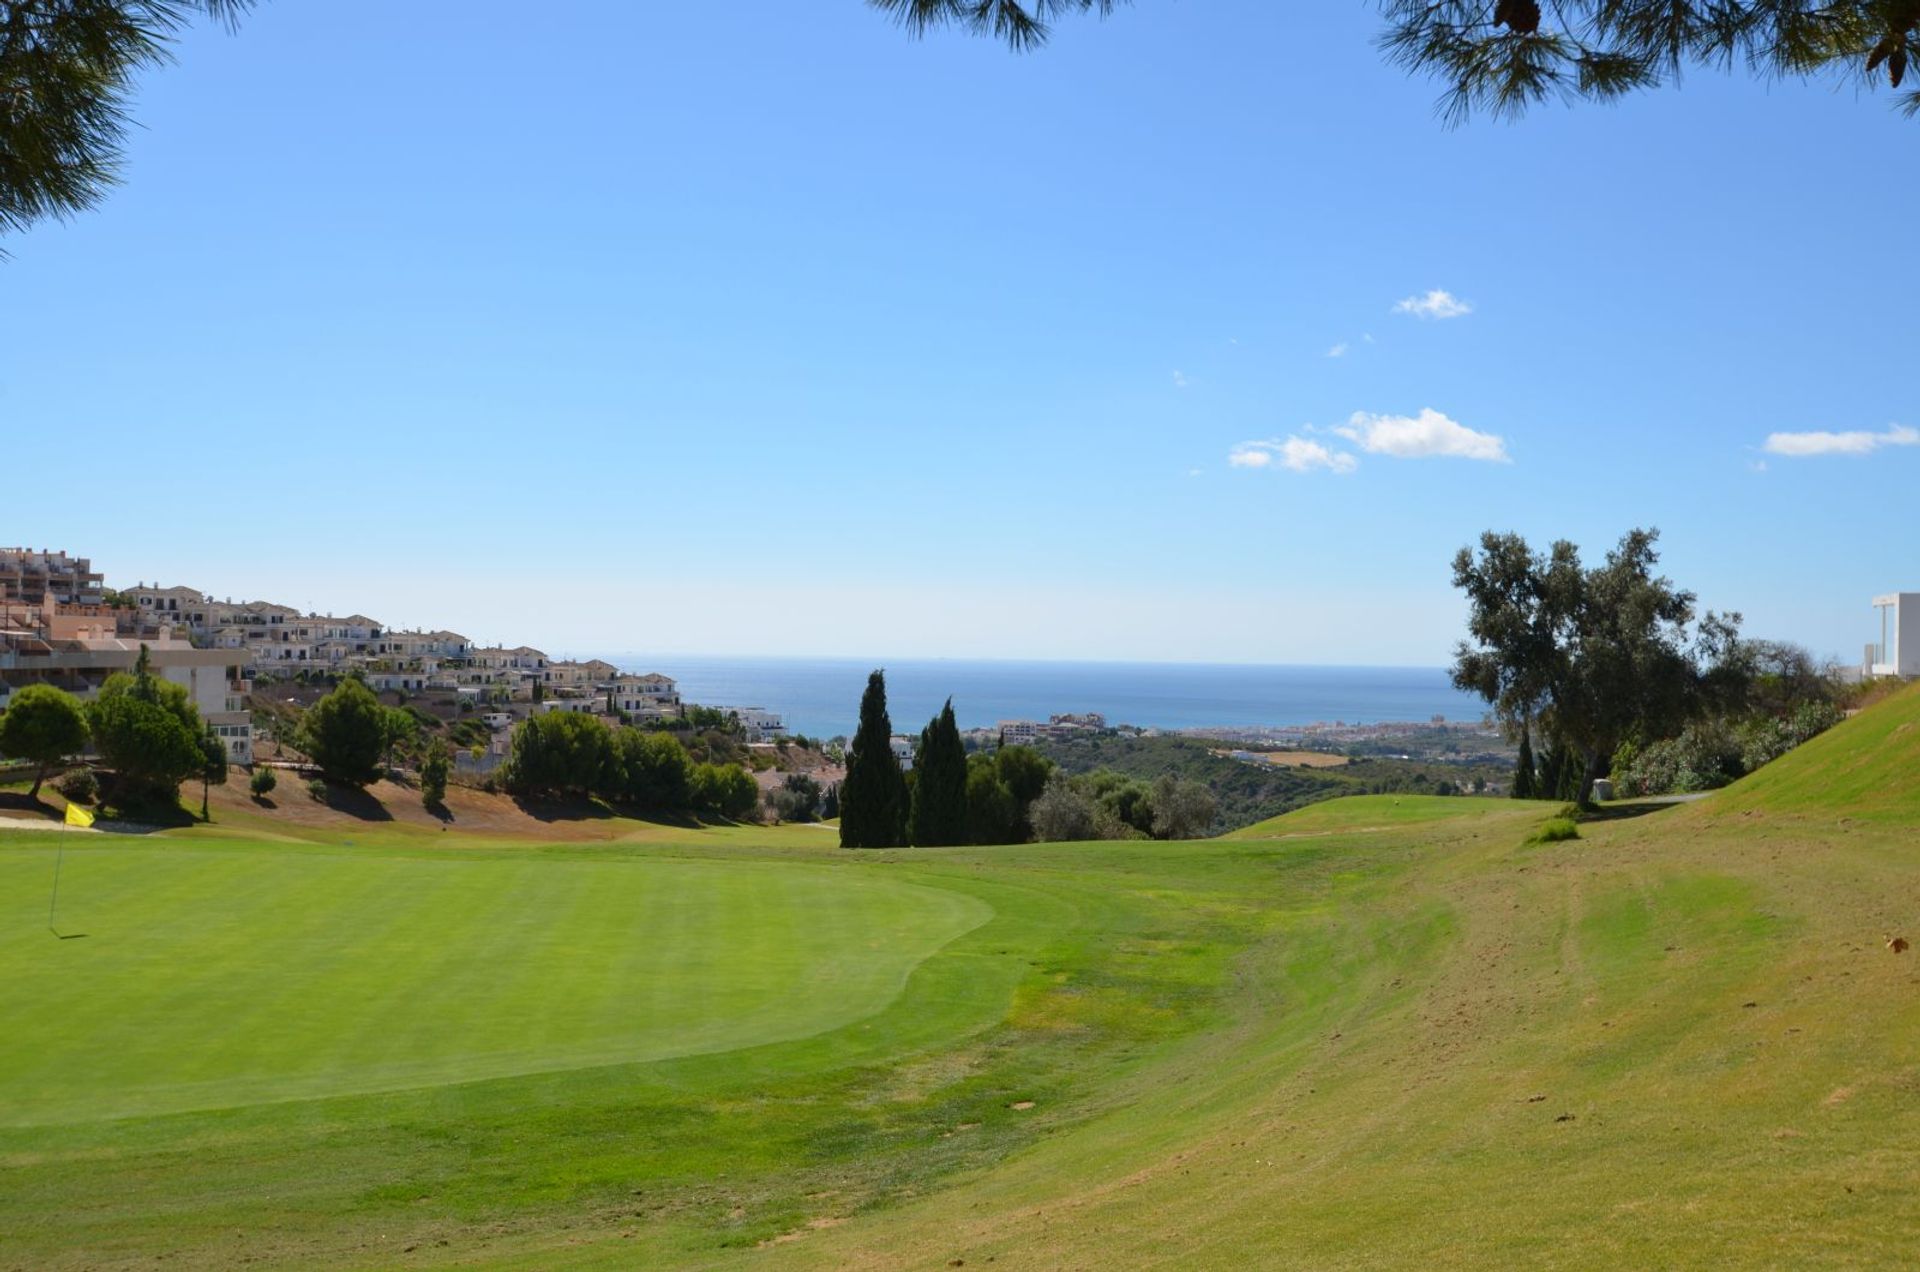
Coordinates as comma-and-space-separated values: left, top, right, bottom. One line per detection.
1451, 527, 1744, 806
608, 727, 693, 809
86, 655, 203, 810
420, 736, 451, 809
0, 682, 88, 798
909, 698, 968, 846
963, 754, 1020, 844
840, 670, 909, 848
1147, 774, 1217, 840
691, 762, 759, 820
299, 678, 391, 788
1, 2, 254, 240
504, 712, 613, 801
871, 2, 1920, 119
197, 729, 228, 820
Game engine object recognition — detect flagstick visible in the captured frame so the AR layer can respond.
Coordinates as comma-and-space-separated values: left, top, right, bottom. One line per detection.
48, 817, 67, 936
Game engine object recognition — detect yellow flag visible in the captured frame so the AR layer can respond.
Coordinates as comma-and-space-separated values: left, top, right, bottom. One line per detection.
64, 802, 94, 828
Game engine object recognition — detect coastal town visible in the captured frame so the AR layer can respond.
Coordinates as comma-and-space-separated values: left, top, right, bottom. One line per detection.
0, 547, 787, 774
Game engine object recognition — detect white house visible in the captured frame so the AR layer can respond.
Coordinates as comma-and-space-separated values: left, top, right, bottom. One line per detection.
721, 706, 786, 741
890, 735, 915, 771
1869, 592, 1920, 677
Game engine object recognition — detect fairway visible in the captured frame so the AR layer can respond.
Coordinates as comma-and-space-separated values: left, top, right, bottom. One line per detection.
4, 694, 1920, 1269
0, 844, 990, 1124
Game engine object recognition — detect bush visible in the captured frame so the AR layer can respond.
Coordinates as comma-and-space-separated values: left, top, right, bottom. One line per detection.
250, 767, 278, 798
56, 768, 98, 805
1529, 817, 1581, 844
1028, 774, 1100, 842
690, 762, 759, 820
306, 777, 329, 803
420, 739, 450, 808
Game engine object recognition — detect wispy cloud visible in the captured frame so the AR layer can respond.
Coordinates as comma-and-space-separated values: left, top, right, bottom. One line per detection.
1172, 370, 1189, 389
1393, 289, 1472, 320
1334, 409, 1510, 463
1229, 437, 1358, 475
1325, 342, 1349, 359
1762, 424, 1918, 457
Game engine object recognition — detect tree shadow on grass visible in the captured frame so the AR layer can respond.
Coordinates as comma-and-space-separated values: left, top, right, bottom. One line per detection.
318, 784, 394, 822
513, 796, 616, 824
1582, 800, 1690, 824
0, 791, 56, 820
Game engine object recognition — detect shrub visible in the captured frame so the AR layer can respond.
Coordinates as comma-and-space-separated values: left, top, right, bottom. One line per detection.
250, 767, 278, 798
690, 762, 759, 820
1028, 774, 1100, 842
1529, 817, 1581, 844
306, 777, 329, 803
56, 768, 98, 805
420, 739, 450, 809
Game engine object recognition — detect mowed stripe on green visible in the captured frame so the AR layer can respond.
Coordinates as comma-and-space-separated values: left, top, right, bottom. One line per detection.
0, 843, 991, 1125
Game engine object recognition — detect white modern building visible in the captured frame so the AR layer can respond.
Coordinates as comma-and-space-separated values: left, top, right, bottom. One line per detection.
1869, 593, 1920, 678
720, 706, 787, 741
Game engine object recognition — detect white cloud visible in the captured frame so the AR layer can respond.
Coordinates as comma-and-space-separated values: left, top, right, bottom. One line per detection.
1229, 437, 1358, 475
1325, 342, 1349, 358
1334, 408, 1510, 463
1393, 289, 1472, 320
1187, 467, 1204, 477
1761, 424, 1919, 458
1172, 370, 1189, 389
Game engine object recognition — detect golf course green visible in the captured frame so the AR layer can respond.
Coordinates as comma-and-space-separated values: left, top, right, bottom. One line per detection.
4, 687, 1920, 1268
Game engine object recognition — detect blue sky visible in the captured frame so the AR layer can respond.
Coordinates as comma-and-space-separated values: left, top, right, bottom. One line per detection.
3, 1, 1914, 665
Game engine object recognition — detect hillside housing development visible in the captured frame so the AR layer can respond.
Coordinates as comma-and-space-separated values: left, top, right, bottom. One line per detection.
0, 547, 787, 769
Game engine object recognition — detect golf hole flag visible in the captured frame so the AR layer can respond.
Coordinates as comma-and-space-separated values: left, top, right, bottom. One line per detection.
64, 802, 94, 828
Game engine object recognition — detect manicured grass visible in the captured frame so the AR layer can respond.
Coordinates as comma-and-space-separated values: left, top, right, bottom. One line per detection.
3, 696, 1919, 1269
0, 846, 989, 1124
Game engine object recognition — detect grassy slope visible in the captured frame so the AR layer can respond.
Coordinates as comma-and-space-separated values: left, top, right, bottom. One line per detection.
3, 691, 1919, 1268
1703, 680, 1920, 822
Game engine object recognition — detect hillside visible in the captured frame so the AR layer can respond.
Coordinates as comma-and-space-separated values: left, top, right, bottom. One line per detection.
1037, 732, 1508, 831
2, 688, 1919, 1268
1700, 680, 1920, 823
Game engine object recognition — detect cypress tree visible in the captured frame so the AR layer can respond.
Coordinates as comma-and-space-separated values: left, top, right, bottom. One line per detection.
1537, 739, 1565, 803
1512, 726, 1537, 799
840, 670, 907, 848
909, 698, 968, 846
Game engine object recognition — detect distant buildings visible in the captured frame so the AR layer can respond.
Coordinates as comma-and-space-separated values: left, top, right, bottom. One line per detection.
0, 592, 254, 761
0, 548, 103, 607
0, 547, 736, 770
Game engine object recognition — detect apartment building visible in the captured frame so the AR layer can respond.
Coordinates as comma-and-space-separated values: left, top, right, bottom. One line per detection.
0, 549, 104, 607
0, 595, 254, 761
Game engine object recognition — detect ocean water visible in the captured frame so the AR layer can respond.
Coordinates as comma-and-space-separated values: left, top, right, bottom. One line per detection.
597, 656, 1485, 741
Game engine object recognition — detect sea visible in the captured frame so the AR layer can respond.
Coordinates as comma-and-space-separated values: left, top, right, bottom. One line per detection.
594, 656, 1485, 741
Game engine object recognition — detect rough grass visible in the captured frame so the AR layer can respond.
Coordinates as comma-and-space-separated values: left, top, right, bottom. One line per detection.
3, 692, 1919, 1269
1704, 679, 1920, 823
